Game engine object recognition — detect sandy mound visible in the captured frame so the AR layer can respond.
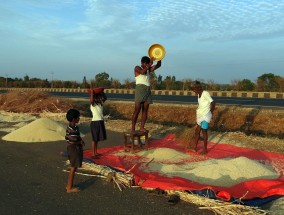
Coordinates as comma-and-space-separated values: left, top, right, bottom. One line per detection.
141, 156, 279, 187
136, 148, 192, 163
2, 118, 67, 142
113, 148, 192, 163
113, 148, 279, 186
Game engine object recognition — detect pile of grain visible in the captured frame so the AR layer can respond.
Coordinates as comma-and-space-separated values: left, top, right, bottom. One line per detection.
114, 147, 279, 187
2, 118, 67, 142
141, 155, 279, 187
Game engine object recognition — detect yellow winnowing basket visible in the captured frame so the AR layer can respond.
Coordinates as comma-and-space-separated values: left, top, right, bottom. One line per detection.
148, 44, 166, 61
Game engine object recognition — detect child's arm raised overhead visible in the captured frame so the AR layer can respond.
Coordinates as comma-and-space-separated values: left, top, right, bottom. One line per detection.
90, 85, 94, 105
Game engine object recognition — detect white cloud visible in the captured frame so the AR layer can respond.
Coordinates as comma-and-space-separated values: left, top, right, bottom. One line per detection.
1, 0, 284, 83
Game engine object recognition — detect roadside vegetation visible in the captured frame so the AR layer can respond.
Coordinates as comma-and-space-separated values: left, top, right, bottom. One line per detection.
105, 101, 284, 139
1, 72, 283, 92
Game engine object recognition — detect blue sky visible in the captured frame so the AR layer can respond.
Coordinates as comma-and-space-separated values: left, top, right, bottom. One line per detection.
0, 0, 284, 84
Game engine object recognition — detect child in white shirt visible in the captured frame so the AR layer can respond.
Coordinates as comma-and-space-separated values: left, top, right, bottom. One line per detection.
90, 87, 107, 158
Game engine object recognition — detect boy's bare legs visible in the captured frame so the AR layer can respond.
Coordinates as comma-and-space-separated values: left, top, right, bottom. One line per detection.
131, 102, 142, 133
200, 129, 208, 154
188, 125, 201, 152
66, 167, 80, 193
139, 102, 149, 132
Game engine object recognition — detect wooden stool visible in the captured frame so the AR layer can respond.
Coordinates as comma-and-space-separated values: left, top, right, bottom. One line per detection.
124, 131, 149, 152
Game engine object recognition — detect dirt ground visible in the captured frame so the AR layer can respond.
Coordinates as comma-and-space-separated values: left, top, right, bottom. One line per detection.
1, 91, 284, 214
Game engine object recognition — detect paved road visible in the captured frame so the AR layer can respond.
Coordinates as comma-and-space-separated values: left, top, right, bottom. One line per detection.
50, 92, 284, 108
0, 90, 283, 108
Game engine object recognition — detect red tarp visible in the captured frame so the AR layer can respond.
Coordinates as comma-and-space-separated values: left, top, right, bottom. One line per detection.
84, 136, 284, 200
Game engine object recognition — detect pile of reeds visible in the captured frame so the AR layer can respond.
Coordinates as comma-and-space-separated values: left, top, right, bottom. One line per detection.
81, 160, 134, 190
0, 91, 73, 113
167, 190, 267, 215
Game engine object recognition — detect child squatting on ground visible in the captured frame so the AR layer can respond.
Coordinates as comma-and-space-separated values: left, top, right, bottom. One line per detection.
65, 108, 85, 193
191, 81, 216, 154
90, 86, 107, 159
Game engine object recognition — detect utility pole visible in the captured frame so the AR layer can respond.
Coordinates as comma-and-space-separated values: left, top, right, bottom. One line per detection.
5, 74, 8, 87
51, 72, 54, 88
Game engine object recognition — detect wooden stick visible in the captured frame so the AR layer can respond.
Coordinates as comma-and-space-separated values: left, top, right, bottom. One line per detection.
125, 163, 137, 173
62, 169, 106, 178
112, 177, 122, 191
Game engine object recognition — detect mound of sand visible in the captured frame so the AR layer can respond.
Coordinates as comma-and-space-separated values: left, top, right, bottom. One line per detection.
113, 148, 192, 163
136, 148, 192, 163
114, 148, 279, 186
2, 118, 67, 142
141, 156, 279, 187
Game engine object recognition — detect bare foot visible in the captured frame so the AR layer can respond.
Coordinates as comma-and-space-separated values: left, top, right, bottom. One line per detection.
91, 153, 102, 159
199, 150, 208, 155
186, 146, 197, 152
187, 141, 197, 152
66, 187, 80, 193
139, 128, 149, 134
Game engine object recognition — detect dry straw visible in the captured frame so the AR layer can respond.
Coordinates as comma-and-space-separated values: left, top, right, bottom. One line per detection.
175, 125, 196, 148
80, 160, 134, 189
166, 190, 268, 215
0, 91, 72, 113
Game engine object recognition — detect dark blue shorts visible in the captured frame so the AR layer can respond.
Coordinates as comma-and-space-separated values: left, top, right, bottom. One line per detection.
67, 144, 83, 168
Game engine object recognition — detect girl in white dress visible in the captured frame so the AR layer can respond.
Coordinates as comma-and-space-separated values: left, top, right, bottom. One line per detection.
90, 87, 107, 158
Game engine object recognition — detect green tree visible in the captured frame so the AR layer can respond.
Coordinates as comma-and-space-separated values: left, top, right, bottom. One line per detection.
238, 79, 255, 91
111, 79, 121, 89
231, 79, 240, 91
206, 80, 217, 91
256, 73, 279, 92
157, 75, 163, 90
150, 72, 158, 90
164, 76, 176, 90
123, 78, 135, 89
275, 76, 284, 92
181, 79, 193, 91
53, 80, 64, 88
24, 75, 29, 82
82, 76, 87, 88
95, 72, 111, 87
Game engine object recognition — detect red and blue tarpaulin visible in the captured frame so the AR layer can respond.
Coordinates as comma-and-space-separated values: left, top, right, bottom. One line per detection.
84, 136, 284, 205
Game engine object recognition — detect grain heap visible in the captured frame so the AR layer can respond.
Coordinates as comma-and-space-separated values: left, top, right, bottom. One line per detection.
2, 118, 67, 142
141, 154, 279, 187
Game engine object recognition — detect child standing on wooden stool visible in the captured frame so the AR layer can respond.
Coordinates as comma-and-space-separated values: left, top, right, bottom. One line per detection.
65, 108, 85, 193
90, 86, 107, 159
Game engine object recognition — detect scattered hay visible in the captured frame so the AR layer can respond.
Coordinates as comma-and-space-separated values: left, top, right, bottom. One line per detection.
0, 91, 73, 113
166, 190, 267, 215
175, 126, 196, 148
80, 160, 134, 188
